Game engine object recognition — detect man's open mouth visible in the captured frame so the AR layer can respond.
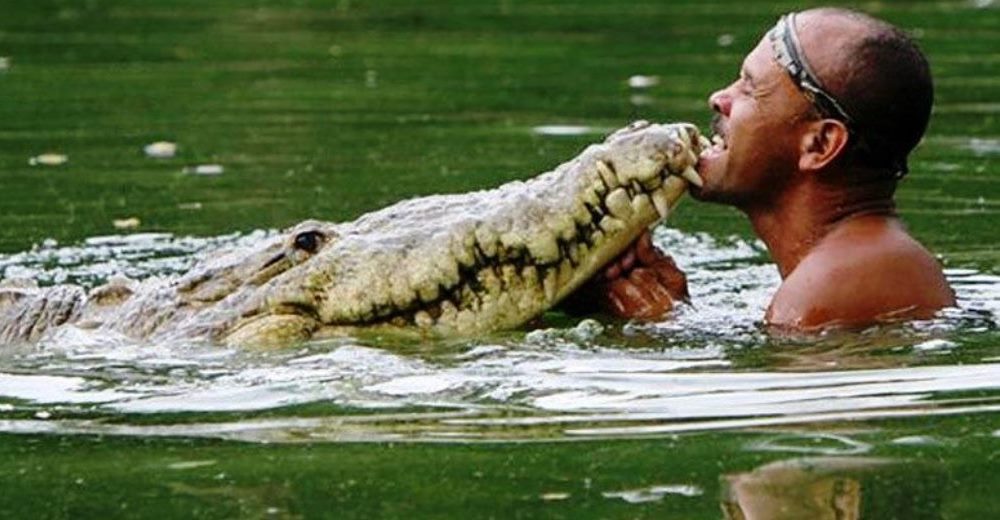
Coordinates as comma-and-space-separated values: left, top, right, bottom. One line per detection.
712, 134, 728, 151
701, 133, 728, 157
691, 131, 726, 192
701, 115, 729, 160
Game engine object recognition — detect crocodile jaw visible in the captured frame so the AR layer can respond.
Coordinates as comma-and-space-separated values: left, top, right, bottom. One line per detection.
225, 121, 704, 344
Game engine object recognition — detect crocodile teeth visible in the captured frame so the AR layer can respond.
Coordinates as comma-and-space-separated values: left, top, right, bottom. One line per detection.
640, 175, 661, 191
679, 166, 703, 187
631, 193, 653, 218
599, 215, 625, 233
556, 260, 574, 288
685, 149, 699, 166
651, 190, 671, 219
571, 202, 591, 226
698, 135, 711, 149
414, 310, 434, 327
596, 160, 618, 189
417, 283, 440, 303
605, 188, 632, 220
543, 271, 558, 302
526, 232, 560, 265
439, 301, 459, 322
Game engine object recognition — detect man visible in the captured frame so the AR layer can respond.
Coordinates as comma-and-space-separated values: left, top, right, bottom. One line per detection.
586, 7, 955, 330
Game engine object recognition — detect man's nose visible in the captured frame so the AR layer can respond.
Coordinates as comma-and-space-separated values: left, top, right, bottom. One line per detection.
709, 89, 732, 116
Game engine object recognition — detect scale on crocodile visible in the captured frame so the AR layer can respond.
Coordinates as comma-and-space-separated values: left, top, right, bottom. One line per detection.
0, 121, 706, 347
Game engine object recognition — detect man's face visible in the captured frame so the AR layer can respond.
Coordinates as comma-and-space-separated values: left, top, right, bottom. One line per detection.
693, 34, 816, 208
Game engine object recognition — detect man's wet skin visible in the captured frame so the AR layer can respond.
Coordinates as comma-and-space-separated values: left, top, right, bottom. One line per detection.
600, 8, 955, 330
565, 231, 688, 319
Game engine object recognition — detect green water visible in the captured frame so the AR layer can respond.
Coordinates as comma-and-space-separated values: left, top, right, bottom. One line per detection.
1, 416, 991, 519
1, 0, 998, 518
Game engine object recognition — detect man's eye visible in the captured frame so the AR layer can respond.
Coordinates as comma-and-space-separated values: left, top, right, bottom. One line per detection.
738, 78, 753, 94
293, 231, 324, 253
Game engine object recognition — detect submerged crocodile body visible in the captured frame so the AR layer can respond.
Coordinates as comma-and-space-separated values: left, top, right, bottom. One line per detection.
0, 121, 705, 347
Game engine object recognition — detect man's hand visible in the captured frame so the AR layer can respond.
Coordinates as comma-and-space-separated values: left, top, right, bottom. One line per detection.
562, 231, 689, 319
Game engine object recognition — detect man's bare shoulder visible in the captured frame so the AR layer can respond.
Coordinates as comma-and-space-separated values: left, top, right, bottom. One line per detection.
766, 217, 955, 329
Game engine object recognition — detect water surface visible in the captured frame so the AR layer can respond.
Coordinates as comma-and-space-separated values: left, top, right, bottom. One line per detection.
0, 0, 997, 517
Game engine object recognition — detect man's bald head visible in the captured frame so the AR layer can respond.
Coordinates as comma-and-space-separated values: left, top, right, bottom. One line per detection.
795, 8, 933, 178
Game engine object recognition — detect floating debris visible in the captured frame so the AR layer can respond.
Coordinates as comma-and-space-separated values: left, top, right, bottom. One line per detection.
0, 57, 9, 71
186, 164, 224, 176
627, 75, 660, 89
177, 202, 203, 210
34, 410, 52, 420
112, 217, 141, 230
913, 338, 957, 352
629, 93, 654, 106
167, 460, 218, 470
532, 125, 595, 137
925, 162, 961, 172
967, 138, 1000, 156
144, 141, 177, 158
890, 435, 948, 446
29, 153, 68, 166
603, 484, 703, 504
539, 492, 570, 501
717, 33, 735, 47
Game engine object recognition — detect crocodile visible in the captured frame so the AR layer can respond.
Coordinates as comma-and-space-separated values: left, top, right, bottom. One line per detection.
0, 121, 706, 347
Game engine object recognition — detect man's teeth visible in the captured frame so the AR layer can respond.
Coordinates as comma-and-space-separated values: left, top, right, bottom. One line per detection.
699, 134, 727, 159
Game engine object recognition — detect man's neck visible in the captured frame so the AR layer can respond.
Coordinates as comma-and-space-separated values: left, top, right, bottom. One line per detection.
743, 173, 896, 278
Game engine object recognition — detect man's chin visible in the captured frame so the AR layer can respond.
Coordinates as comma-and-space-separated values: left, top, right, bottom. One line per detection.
691, 161, 724, 202
688, 185, 726, 203
687, 172, 740, 205
688, 185, 710, 201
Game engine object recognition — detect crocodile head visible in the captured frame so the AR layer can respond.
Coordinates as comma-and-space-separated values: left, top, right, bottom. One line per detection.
186, 121, 706, 346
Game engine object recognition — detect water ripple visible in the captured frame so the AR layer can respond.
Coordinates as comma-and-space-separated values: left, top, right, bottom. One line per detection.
0, 229, 997, 442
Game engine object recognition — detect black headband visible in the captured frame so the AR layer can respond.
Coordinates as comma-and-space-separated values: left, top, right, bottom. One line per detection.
768, 13, 855, 125
768, 13, 907, 178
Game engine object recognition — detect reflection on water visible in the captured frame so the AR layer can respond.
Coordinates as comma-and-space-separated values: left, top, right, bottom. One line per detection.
721, 457, 945, 520
166, 480, 298, 519
0, 228, 997, 443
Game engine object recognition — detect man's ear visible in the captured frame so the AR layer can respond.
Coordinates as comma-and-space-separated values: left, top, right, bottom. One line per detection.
798, 119, 850, 172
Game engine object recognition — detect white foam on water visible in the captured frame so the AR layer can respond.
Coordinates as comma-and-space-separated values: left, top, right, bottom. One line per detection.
603, 484, 703, 503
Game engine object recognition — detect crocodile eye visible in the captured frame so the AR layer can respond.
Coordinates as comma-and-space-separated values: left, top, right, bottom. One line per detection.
293, 230, 324, 254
